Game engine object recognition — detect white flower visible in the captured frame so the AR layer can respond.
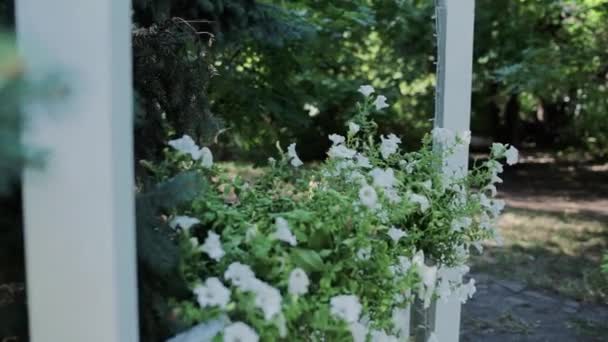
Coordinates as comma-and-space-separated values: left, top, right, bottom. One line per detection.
223, 322, 259, 342
193, 277, 230, 309
348, 122, 360, 135
370, 330, 398, 342
412, 250, 425, 268
384, 188, 402, 204
224, 262, 256, 288
358, 85, 375, 97
505, 145, 519, 165
329, 134, 346, 146
432, 127, 456, 146
489, 199, 505, 218
328, 144, 357, 159
168, 134, 200, 159
275, 217, 297, 246
200, 231, 225, 261
456, 279, 476, 303
355, 153, 372, 168
483, 184, 498, 197
490, 143, 507, 158
380, 134, 401, 159
409, 193, 430, 212
348, 171, 367, 184
287, 143, 303, 167
457, 130, 472, 146
421, 180, 432, 191
370, 168, 397, 189
169, 215, 200, 232
249, 279, 283, 320
330, 295, 362, 323
419, 264, 438, 288
349, 322, 368, 342
303, 103, 320, 117
200, 147, 213, 168
373, 95, 389, 110
387, 227, 407, 243
389, 256, 412, 276
356, 247, 372, 261
450, 217, 472, 232
392, 307, 411, 337
359, 185, 379, 209
288, 268, 310, 296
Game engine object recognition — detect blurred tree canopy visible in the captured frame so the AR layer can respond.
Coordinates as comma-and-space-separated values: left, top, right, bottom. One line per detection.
131, 0, 608, 160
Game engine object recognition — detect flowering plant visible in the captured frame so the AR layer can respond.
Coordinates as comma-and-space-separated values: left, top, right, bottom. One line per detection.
162, 86, 518, 341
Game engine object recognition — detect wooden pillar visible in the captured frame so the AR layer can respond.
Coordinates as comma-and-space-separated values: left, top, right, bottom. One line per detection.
16, 1, 139, 341
432, 0, 476, 341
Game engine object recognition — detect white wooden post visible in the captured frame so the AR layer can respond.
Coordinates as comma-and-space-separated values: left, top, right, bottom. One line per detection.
16, 1, 139, 341
432, 0, 476, 341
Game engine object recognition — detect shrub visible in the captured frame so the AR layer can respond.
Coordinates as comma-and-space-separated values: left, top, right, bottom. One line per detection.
152, 87, 518, 341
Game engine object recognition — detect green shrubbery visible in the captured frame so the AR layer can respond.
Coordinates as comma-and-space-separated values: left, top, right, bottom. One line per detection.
154, 89, 517, 341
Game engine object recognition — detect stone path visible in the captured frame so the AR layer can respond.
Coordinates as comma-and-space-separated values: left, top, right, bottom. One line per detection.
461, 273, 608, 342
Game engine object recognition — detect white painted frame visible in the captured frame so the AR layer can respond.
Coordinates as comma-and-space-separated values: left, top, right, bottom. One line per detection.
14, 0, 476, 341
431, 0, 476, 341
17, 1, 139, 341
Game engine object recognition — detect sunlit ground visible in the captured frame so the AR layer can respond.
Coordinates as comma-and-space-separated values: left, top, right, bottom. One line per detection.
472, 208, 608, 304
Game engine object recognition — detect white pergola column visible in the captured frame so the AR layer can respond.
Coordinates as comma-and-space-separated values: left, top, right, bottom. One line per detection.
432, 0, 476, 341
17, 1, 139, 341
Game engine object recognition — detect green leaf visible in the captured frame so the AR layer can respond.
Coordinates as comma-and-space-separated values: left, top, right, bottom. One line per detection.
291, 248, 325, 272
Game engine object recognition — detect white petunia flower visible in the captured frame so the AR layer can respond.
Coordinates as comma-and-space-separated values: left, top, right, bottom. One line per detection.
456, 279, 476, 303
384, 188, 402, 204
380, 134, 401, 159
303, 103, 320, 117
200, 147, 213, 168
373, 95, 389, 111
168, 135, 200, 159
412, 250, 425, 268
419, 264, 438, 288
355, 153, 372, 168
349, 322, 368, 342
287, 143, 304, 167
169, 215, 200, 232
348, 122, 360, 135
457, 130, 472, 146
193, 277, 231, 309
275, 217, 297, 246
358, 85, 375, 97
223, 322, 259, 342
450, 217, 472, 232
387, 227, 407, 243
200, 231, 225, 261
359, 185, 379, 209
288, 268, 310, 296
329, 134, 346, 146
328, 144, 357, 159
490, 143, 507, 158
489, 199, 505, 218
389, 255, 412, 276
330, 295, 362, 323
370, 329, 399, 342
392, 307, 411, 338
421, 180, 432, 191
356, 247, 372, 261
432, 127, 456, 146
224, 262, 256, 288
505, 145, 519, 165
370, 168, 397, 189
248, 279, 283, 320
409, 193, 430, 212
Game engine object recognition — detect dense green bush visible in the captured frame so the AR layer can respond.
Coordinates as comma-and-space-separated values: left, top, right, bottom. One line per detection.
156, 89, 518, 341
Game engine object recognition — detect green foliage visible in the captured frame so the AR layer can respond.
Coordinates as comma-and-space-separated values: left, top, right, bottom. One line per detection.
136, 171, 211, 340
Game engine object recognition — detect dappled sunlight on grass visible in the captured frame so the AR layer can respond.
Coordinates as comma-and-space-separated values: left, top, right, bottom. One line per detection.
472, 208, 608, 304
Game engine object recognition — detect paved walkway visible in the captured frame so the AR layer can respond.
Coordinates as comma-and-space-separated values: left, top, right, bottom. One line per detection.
461, 273, 608, 342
